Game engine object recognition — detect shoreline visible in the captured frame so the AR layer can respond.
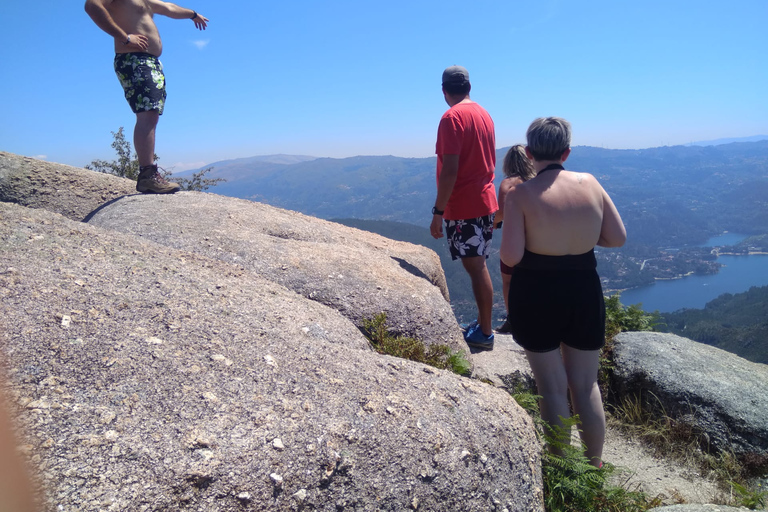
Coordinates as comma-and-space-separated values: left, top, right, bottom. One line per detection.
716, 250, 768, 256
608, 250, 768, 295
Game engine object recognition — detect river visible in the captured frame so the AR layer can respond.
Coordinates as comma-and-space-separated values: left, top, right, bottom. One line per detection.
614, 234, 768, 313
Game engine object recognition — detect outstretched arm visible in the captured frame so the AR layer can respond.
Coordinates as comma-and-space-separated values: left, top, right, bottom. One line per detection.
147, 0, 209, 30
84, 0, 149, 51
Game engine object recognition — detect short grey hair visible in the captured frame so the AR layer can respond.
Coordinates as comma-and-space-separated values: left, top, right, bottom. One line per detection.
526, 117, 571, 161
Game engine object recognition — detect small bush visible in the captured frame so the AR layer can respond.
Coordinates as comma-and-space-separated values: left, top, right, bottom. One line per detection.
604, 294, 661, 339
361, 313, 471, 376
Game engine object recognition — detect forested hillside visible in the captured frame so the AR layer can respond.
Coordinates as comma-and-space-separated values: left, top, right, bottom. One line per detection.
660, 285, 768, 364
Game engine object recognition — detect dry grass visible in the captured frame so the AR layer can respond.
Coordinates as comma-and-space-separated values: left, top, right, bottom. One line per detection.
607, 393, 768, 509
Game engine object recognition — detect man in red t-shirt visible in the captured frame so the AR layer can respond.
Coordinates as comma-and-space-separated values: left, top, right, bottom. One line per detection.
430, 65, 498, 351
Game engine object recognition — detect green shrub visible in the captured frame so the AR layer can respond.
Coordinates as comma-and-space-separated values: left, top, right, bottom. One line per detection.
361, 313, 471, 376
604, 294, 661, 339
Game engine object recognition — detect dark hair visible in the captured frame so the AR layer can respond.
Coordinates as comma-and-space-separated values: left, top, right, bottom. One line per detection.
442, 81, 471, 96
526, 117, 571, 161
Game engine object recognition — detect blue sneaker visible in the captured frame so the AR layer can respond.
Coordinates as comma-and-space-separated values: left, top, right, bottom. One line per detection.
459, 320, 478, 333
464, 324, 494, 351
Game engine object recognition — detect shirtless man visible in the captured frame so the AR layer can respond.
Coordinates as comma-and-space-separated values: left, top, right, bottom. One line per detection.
84, 0, 208, 193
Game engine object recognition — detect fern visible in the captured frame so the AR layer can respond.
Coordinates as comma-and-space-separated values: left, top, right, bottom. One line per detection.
541, 417, 654, 512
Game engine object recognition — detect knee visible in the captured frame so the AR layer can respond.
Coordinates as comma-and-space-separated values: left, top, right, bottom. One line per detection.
536, 379, 569, 398
462, 257, 488, 276
136, 111, 160, 129
567, 380, 601, 402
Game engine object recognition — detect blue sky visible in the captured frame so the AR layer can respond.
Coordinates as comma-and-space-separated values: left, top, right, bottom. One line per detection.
1, 0, 766, 171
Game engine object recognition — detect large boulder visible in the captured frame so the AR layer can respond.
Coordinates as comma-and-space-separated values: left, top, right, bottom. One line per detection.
0, 150, 463, 353
84, 191, 464, 353
612, 332, 768, 456
0, 202, 543, 511
0, 151, 136, 221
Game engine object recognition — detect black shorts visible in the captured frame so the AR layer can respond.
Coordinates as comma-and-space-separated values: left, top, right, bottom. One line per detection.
508, 249, 605, 353
114, 52, 167, 114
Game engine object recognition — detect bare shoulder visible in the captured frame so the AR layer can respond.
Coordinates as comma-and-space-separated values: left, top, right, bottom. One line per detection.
506, 177, 534, 202
500, 176, 524, 193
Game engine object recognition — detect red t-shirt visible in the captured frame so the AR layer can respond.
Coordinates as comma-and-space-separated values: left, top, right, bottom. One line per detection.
435, 101, 498, 220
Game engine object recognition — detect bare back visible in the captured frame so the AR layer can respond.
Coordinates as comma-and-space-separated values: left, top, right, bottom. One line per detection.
495, 176, 525, 226
500, 167, 625, 267
521, 170, 604, 255
108, 0, 163, 55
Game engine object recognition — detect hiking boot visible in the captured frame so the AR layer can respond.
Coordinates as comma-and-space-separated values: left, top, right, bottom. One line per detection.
136, 165, 181, 194
459, 319, 478, 333
464, 323, 494, 351
495, 318, 513, 334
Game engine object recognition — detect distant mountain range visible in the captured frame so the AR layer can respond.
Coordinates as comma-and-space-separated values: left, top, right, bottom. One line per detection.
178, 140, 768, 248
687, 135, 768, 146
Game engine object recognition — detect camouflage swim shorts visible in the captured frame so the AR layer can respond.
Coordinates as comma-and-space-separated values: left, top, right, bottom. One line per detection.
114, 52, 166, 115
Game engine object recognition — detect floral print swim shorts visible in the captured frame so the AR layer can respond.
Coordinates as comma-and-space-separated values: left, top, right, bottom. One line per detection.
114, 52, 166, 115
445, 214, 496, 260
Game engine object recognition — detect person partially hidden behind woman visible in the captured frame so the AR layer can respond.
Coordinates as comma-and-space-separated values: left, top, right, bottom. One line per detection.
493, 144, 536, 333
500, 117, 626, 467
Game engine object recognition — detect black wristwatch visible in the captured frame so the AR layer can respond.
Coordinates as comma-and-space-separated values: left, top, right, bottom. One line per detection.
431, 206, 444, 216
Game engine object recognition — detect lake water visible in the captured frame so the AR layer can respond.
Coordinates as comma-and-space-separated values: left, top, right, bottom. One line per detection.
615, 234, 768, 312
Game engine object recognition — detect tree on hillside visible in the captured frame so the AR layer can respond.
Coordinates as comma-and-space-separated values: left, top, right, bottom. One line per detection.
86, 127, 225, 192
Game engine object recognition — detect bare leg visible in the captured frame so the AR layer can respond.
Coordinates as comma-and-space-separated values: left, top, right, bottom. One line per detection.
562, 345, 605, 467
502, 273, 511, 315
524, 348, 570, 456
134, 110, 160, 167
461, 256, 494, 336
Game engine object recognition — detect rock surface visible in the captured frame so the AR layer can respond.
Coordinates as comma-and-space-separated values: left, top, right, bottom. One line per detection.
0, 151, 136, 221
0, 198, 543, 510
469, 334, 533, 389
84, 191, 465, 354
612, 332, 768, 456
4, 152, 766, 511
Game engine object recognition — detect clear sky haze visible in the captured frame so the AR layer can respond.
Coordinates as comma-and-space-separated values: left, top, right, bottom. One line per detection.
1, 0, 766, 171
